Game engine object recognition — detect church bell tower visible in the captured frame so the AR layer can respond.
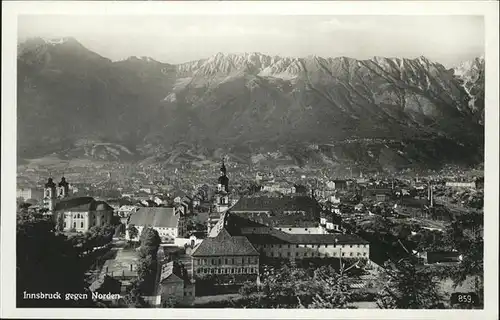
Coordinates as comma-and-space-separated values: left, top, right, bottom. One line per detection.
58, 176, 70, 199
215, 159, 230, 213
43, 177, 57, 213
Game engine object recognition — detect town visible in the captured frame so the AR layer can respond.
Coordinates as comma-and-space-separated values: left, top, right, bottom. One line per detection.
16, 160, 484, 309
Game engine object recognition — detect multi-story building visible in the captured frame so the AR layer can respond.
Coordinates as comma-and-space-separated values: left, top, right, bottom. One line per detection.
246, 233, 370, 261
158, 261, 195, 304
126, 207, 186, 243
55, 196, 114, 232
229, 195, 324, 235
191, 229, 260, 282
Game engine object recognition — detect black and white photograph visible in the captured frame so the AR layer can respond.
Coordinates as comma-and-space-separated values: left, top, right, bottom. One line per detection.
1, 1, 499, 319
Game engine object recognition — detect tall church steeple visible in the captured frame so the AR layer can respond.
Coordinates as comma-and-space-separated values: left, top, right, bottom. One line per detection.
43, 177, 57, 212
58, 176, 69, 198
215, 158, 230, 213
217, 159, 229, 193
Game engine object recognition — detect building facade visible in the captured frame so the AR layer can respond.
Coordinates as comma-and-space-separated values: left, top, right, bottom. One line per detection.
191, 229, 260, 281
126, 207, 186, 243
55, 196, 114, 232
159, 261, 195, 305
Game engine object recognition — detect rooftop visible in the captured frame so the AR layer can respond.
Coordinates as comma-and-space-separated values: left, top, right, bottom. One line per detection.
192, 229, 259, 257
128, 207, 179, 228
54, 196, 114, 212
231, 195, 321, 215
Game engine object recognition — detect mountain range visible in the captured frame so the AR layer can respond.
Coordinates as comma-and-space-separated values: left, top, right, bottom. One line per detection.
17, 37, 485, 171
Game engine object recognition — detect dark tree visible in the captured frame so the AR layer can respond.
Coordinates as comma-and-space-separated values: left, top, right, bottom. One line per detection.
127, 224, 139, 241
376, 258, 444, 309
16, 211, 94, 307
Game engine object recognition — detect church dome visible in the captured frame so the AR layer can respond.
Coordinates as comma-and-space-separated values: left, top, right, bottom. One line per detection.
45, 178, 56, 188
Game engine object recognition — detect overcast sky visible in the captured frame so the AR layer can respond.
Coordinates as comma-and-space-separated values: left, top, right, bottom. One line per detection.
18, 15, 484, 67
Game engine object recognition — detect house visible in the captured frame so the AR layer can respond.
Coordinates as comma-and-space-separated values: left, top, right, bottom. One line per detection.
117, 205, 139, 218
445, 181, 476, 189
139, 185, 157, 194
158, 261, 195, 305
417, 251, 462, 265
326, 180, 348, 190
320, 212, 342, 232
126, 207, 186, 243
54, 197, 114, 232
153, 195, 169, 206
16, 187, 44, 202
191, 229, 260, 283
363, 189, 393, 202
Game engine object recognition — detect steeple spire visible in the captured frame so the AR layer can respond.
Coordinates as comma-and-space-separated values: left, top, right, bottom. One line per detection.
220, 158, 227, 176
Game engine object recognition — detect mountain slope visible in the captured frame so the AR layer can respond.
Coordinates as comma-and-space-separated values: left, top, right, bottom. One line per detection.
16, 38, 484, 169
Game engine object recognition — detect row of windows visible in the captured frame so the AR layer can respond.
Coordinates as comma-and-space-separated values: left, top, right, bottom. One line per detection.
195, 257, 258, 266
267, 251, 368, 258
261, 244, 368, 249
196, 267, 257, 274
65, 221, 85, 229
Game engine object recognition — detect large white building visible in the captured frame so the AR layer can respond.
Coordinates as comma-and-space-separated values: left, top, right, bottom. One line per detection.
55, 197, 114, 232
126, 207, 186, 243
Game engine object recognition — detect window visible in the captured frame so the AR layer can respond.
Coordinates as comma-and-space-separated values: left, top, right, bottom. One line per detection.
363, 252, 367, 256
212, 259, 215, 265
287, 244, 290, 248
270, 252, 274, 257
304, 252, 307, 257
350, 245, 353, 248
232, 258, 235, 264
333, 252, 336, 256
296, 252, 299, 256
342, 252, 345, 257
231, 268, 235, 273
350, 252, 353, 256
279, 244, 282, 248
289, 228, 292, 231
64, 222, 67, 228
80, 222, 84, 228
357, 253, 361, 256
73, 222, 76, 228
225, 258, 228, 264
287, 252, 290, 257
218, 258, 221, 265
296, 245, 299, 248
